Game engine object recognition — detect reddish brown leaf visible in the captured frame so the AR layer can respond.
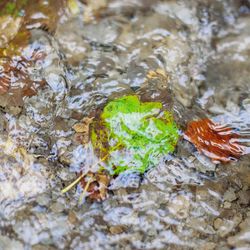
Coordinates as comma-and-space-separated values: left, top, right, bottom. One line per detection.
0, 49, 46, 106
80, 172, 110, 201
184, 118, 246, 163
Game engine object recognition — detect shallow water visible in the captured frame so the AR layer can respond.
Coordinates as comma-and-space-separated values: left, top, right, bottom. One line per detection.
0, 0, 250, 249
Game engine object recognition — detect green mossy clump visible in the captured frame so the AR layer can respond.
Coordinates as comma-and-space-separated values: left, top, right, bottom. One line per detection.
91, 95, 179, 174
0, 0, 28, 17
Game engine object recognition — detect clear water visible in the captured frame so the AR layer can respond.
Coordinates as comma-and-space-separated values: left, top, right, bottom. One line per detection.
0, 1, 250, 249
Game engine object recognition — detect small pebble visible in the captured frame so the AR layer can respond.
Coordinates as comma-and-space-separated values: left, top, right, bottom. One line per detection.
238, 190, 250, 205
223, 188, 237, 202
109, 225, 124, 234
50, 202, 65, 213
223, 201, 231, 209
68, 211, 78, 225
213, 218, 223, 230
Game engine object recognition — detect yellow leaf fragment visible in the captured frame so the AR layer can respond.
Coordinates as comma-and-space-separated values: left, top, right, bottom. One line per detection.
98, 173, 109, 199
68, 0, 80, 15
73, 117, 94, 136
61, 173, 85, 194
3, 137, 33, 166
73, 117, 94, 144
0, 15, 22, 48
147, 68, 168, 79
156, 68, 167, 76
83, 0, 107, 23
73, 124, 87, 133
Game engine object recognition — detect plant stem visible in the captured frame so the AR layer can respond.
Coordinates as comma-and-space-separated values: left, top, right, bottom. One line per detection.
61, 142, 122, 194
61, 173, 85, 193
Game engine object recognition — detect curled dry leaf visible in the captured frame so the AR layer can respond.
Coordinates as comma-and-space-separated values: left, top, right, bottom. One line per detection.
184, 118, 246, 163
80, 172, 110, 201
147, 68, 169, 80
73, 117, 94, 133
73, 117, 94, 144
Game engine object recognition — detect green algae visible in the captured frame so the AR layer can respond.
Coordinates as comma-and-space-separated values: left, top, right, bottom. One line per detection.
0, 0, 28, 17
91, 95, 179, 174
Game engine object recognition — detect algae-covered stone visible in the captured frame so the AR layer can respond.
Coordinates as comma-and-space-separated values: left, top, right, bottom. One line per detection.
91, 95, 179, 174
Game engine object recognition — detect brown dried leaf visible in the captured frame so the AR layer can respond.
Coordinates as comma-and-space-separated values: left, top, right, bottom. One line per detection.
184, 118, 246, 163
80, 172, 110, 201
0, 50, 46, 106
83, 0, 107, 23
147, 68, 169, 80
73, 117, 94, 144
139, 68, 173, 104
73, 117, 94, 133
109, 226, 125, 234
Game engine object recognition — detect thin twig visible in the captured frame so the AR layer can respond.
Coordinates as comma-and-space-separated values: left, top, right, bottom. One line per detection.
61, 142, 122, 194
61, 173, 85, 193
78, 177, 94, 204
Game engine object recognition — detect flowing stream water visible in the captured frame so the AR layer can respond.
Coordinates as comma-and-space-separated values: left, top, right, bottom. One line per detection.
0, 1, 250, 249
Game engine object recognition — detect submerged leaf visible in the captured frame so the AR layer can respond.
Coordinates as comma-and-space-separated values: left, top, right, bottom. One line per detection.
147, 68, 169, 80
0, 15, 23, 49
73, 117, 94, 144
80, 172, 110, 201
68, 0, 80, 15
184, 118, 246, 163
0, 0, 68, 57
3, 137, 33, 166
0, 1, 70, 105
0, 49, 46, 106
0, 29, 30, 58
0, 0, 28, 17
24, 0, 67, 33
73, 117, 94, 133
83, 0, 107, 23
91, 95, 179, 174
